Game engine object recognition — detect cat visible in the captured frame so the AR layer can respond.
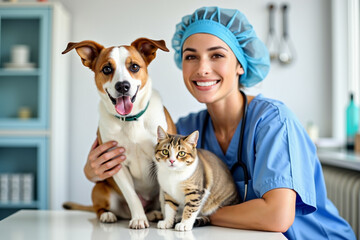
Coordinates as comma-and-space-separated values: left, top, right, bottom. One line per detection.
154, 126, 239, 231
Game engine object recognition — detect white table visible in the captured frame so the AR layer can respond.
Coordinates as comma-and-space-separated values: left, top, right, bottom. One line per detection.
0, 210, 287, 240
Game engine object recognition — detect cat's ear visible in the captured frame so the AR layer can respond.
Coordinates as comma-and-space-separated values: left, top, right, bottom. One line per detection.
184, 130, 199, 146
157, 126, 168, 141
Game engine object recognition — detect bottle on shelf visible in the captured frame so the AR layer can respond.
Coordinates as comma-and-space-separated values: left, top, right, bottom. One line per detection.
346, 93, 359, 150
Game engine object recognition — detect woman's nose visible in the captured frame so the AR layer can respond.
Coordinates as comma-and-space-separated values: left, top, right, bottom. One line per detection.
196, 58, 211, 76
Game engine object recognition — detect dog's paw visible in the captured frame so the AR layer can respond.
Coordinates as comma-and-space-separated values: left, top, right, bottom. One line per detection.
129, 218, 149, 229
157, 220, 174, 229
175, 221, 193, 231
99, 212, 117, 223
146, 210, 163, 222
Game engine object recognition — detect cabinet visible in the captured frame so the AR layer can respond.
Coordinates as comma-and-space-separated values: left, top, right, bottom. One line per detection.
0, 3, 70, 220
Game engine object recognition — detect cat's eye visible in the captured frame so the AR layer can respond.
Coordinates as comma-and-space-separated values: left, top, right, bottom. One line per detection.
178, 151, 186, 157
162, 149, 169, 155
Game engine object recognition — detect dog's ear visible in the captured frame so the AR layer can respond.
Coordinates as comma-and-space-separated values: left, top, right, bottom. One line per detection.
62, 41, 104, 69
131, 38, 169, 65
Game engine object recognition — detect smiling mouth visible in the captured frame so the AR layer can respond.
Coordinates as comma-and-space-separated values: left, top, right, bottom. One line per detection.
106, 86, 139, 115
193, 80, 220, 87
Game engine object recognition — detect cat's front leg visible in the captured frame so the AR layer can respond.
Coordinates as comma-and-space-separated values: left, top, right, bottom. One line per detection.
157, 192, 179, 229
175, 188, 205, 231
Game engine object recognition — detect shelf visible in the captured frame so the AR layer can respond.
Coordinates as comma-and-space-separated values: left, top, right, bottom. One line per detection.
0, 68, 40, 76
0, 76, 40, 122
0, 18, 40, 68
0, 201, 38, 209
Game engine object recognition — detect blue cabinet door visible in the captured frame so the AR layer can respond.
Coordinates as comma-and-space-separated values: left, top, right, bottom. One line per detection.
0, 7, 51, 129
0, 136, 48, 220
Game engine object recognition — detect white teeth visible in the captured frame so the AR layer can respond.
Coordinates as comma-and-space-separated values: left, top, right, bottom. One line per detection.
196, 81, 217, 87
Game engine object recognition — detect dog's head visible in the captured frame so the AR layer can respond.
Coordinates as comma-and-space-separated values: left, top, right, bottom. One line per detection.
62, 38, 169, 116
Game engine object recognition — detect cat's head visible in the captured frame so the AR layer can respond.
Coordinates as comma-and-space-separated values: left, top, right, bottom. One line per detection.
155, 126, 199, 170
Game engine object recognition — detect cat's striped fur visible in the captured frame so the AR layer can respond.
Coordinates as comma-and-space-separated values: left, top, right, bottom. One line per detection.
154, 126, 239, 231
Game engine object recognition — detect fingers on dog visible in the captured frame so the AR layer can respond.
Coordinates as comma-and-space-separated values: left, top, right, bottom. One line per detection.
91, 141, 118, 160
99, 147, 125, 163
102, 163, 122, 179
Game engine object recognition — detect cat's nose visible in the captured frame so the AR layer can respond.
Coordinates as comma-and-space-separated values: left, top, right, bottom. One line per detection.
169, 159, 175, 164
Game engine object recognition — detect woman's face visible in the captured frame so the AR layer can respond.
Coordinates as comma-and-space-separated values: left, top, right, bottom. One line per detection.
182, 33, 244, 104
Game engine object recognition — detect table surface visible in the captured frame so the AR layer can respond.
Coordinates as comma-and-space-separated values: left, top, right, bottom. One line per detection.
0, 210, 287, 240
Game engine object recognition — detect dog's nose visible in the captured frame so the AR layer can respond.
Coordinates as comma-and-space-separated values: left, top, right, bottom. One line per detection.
115, 81, 131, 94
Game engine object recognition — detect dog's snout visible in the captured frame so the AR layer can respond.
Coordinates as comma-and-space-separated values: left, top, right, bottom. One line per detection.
115, 81, 131, 94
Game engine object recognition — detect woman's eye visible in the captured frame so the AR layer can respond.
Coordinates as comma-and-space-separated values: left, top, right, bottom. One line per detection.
162, 149, 169, 155
183, 55, 196, 61
178, 151, 186, 157
102, 66, 113, 75
212, 53, 224, 59
129, 64, 140, 73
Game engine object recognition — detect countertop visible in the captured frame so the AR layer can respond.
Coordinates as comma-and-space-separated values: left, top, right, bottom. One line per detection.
0, 210, 286, 240
317, 149, 360, 171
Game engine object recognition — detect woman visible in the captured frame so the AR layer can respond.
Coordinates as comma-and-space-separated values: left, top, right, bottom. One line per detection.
84, 6, 355, 239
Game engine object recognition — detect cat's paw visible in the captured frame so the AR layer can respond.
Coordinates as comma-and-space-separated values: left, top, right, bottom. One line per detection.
175, 221, 193, 231
157, 220, 174, 229
129, 218, 149, 229
146, 210, 163, 222
99, 212, 117, 223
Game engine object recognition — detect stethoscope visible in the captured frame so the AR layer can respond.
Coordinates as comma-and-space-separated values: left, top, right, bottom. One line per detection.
201, 89, 249, 202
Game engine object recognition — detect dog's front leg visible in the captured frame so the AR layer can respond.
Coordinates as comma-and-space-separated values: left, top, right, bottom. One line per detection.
112, 167, 149, 229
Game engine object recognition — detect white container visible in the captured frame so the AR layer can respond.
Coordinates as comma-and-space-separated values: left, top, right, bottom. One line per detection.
11, 45, 30, 65
21, 174, 34, 203
0, 174, 9, 203
10, 174, 21, 203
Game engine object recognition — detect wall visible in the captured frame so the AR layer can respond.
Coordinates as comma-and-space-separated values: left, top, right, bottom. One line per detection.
54, 0, 331, 206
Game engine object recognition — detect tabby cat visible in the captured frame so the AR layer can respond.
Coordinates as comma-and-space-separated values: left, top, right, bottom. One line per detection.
154, 126, 239, 231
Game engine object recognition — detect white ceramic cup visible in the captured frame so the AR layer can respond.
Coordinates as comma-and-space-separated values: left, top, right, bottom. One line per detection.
11, 45, 30, 65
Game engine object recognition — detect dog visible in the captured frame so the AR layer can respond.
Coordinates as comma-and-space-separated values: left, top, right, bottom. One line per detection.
62, 38, 176, 229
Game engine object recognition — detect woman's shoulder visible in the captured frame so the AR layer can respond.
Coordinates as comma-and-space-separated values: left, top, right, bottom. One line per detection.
176, 109, 208, 135
249, 94, 297, 124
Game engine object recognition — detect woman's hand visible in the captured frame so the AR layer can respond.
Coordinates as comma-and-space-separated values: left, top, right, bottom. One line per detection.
84, 137, 126, 182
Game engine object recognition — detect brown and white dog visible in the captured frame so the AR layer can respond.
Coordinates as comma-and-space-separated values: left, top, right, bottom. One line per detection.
62, 38, 176, 229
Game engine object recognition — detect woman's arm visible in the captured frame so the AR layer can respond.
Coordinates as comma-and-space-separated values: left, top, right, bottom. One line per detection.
84, 137, 126, 182
210, 188, 296, 232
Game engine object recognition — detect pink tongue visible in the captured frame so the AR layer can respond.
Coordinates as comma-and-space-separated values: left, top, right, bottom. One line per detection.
115, 96, 133, 115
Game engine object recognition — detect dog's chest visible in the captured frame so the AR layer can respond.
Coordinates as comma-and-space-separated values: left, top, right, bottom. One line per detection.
100, 119, 156, 176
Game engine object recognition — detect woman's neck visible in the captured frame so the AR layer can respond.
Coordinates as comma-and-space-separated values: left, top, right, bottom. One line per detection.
206, 90, 244, 153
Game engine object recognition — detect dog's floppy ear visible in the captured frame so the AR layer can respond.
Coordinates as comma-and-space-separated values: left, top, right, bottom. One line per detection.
131, 38, 169, 65
62, 41, 104, 69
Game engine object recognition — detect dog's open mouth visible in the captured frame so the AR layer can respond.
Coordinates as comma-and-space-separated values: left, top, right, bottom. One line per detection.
106, 87, 139, 116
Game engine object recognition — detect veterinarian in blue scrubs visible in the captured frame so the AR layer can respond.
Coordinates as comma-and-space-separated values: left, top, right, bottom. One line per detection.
85, 6, 355, 240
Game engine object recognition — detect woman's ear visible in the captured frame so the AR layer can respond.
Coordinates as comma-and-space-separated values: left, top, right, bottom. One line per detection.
236, 63, 245, 75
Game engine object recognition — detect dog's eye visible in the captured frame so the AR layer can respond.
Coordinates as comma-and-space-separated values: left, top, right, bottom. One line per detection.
102, 66, 113, 75
129, 64, 140, 73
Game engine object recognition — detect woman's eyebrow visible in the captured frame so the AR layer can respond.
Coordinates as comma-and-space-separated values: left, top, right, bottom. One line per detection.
208, 46, 228, 51
183, 48, 196, 53
183, 46, 228, 54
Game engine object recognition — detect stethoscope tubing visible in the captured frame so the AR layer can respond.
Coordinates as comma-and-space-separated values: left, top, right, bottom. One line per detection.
201, 89, 249, 202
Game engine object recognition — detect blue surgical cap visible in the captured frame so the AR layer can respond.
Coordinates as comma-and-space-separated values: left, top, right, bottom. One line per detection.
172, 6, 270, 87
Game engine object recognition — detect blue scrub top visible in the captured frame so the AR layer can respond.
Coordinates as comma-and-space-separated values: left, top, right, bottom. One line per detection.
176, 94, 355, 240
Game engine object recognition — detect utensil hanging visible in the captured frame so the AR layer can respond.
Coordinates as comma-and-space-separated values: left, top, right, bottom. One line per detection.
278, 4, 295, 64
266, 3, 278, 61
